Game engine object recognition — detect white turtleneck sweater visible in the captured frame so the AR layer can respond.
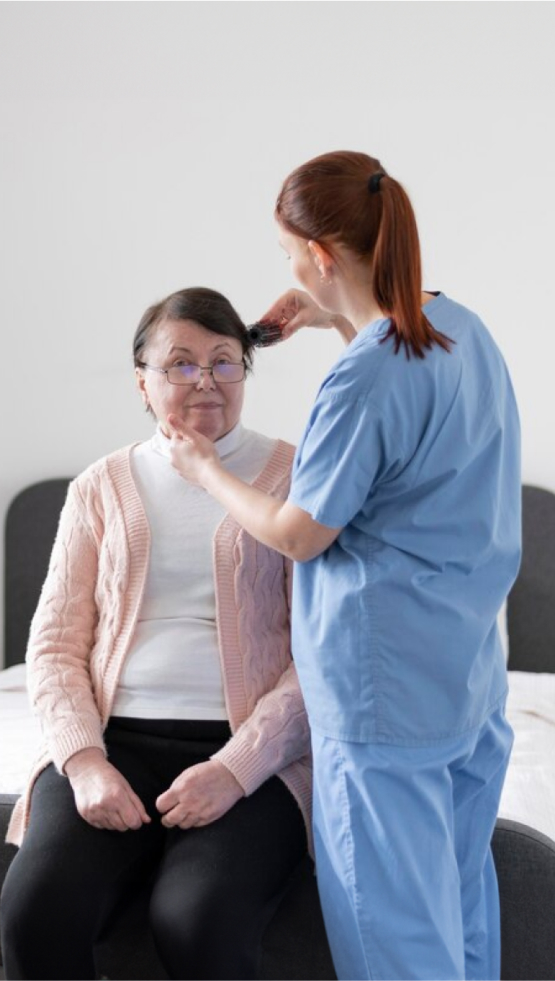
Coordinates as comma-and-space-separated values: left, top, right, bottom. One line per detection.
111, 423, 276, 720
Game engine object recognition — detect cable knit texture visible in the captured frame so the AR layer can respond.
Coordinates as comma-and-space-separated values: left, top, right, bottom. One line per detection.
7, 441, 312, 852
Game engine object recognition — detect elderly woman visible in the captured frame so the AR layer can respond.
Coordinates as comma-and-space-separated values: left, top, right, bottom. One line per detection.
0, 287, 311, 981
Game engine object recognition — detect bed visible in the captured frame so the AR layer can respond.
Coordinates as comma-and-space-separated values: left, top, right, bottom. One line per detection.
1, 480, 555, 980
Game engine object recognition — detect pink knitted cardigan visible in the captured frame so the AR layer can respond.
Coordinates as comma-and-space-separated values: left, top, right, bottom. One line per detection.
7, 440, 312, 850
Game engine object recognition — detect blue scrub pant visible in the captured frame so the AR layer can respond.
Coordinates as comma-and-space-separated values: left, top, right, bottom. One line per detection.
311, 706, 513, 981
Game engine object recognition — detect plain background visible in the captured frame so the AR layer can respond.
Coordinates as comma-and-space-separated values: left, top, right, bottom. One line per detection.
1, 2, 554, 665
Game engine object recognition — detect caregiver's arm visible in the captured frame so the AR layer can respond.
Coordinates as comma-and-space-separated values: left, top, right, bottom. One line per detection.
167, 418, 341, 562
260, 289, 356, 345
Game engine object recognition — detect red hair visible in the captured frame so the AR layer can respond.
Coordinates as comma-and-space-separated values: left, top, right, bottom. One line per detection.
275, 150, 452, 359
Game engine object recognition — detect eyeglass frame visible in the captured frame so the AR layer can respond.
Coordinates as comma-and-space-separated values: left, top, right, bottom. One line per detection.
137, 360, 247, 385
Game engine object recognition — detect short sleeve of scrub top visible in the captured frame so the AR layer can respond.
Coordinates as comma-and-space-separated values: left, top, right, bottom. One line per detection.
289, 387, 397, 530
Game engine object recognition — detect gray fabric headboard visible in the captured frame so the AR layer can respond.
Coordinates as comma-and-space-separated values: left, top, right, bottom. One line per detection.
4, 478, 71, 669
507, 485, 555, 674
4, 480, 555, 673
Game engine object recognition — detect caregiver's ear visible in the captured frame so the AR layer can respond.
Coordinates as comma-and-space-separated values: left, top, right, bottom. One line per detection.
308, 240, 335, 278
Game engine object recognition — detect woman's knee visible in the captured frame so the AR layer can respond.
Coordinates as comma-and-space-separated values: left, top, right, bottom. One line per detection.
149, 880, 256, 977
1, 856, 102, 981
1, 855, 69, 964
1, 841, 107, 949
149, 881, 214, 953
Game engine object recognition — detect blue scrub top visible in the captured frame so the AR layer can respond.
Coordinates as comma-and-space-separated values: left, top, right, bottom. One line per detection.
289, 293, 521, 745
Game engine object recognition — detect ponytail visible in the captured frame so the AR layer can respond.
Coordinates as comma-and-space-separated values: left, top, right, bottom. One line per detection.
372, 177, 452, 359
276, 151, 453, 359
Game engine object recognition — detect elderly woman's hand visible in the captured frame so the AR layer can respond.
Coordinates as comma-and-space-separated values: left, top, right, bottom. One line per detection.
166, 414, 222, 488
65, 747, 152, 832
260, 288, 355, 342
156, 760, 245, 829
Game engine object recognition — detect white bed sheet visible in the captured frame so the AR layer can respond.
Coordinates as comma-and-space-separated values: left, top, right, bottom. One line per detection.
0, 664, 41, 795
1, 664, 554, 844
498, 670, 555, 843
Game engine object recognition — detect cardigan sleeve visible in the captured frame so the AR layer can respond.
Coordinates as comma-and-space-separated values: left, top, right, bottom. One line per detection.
211, 659, 311, 796
226, 554, 308, 790
26, 479, 106, 772
211, 444, 311, 795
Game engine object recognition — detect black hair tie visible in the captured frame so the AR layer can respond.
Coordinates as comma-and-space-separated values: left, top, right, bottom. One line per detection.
368, 172, 385, 193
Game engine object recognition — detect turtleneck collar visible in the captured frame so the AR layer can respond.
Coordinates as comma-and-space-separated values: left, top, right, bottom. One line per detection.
151, 421, 246, 461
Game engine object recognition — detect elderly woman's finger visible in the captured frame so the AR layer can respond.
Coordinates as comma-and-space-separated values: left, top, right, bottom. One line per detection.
155, 787, 178, 814
160, 805, 193, 829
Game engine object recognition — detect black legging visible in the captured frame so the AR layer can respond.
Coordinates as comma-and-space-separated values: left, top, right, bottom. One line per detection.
0, 718, 307, 981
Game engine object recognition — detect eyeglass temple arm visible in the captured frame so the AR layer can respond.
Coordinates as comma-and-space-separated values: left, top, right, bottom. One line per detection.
138, 363, 167, 375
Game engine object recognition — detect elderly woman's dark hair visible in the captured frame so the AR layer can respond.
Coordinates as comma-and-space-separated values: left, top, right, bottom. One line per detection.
133, 287, 255, 371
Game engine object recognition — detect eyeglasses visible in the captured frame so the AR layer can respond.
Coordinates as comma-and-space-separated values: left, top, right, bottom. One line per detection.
138, 361, 246, 385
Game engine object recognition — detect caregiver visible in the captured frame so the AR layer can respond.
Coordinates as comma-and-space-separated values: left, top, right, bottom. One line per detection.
168, 150, 522, 981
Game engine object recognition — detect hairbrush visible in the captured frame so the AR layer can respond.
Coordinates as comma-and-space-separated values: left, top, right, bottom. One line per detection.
246, 321, 284, 348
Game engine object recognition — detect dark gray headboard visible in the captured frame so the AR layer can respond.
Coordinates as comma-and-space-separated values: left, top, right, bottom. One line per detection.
3, 480, 555, 673
507, 485, 555, 673
4, 478, 71, 668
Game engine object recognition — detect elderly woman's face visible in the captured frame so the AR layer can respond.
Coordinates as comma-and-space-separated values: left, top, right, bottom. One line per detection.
136, 318, 246, 442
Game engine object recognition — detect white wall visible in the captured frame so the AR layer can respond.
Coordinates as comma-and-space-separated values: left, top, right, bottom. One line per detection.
1, 2, 554, 663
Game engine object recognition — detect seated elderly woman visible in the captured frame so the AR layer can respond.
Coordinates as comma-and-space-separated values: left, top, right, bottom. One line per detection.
0, 287, 311, 981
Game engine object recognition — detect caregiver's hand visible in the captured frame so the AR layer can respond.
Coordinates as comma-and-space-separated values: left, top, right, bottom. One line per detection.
166, 414, 222, 488
156, 760, 244, 829
260, 288, 355, 341
65, 747, 151, 832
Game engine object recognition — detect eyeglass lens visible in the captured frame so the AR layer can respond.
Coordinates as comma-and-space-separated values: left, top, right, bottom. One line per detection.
167, 363, 244, 385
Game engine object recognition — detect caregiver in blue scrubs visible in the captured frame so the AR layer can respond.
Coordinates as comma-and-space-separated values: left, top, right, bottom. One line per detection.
168, 150, 521, 981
